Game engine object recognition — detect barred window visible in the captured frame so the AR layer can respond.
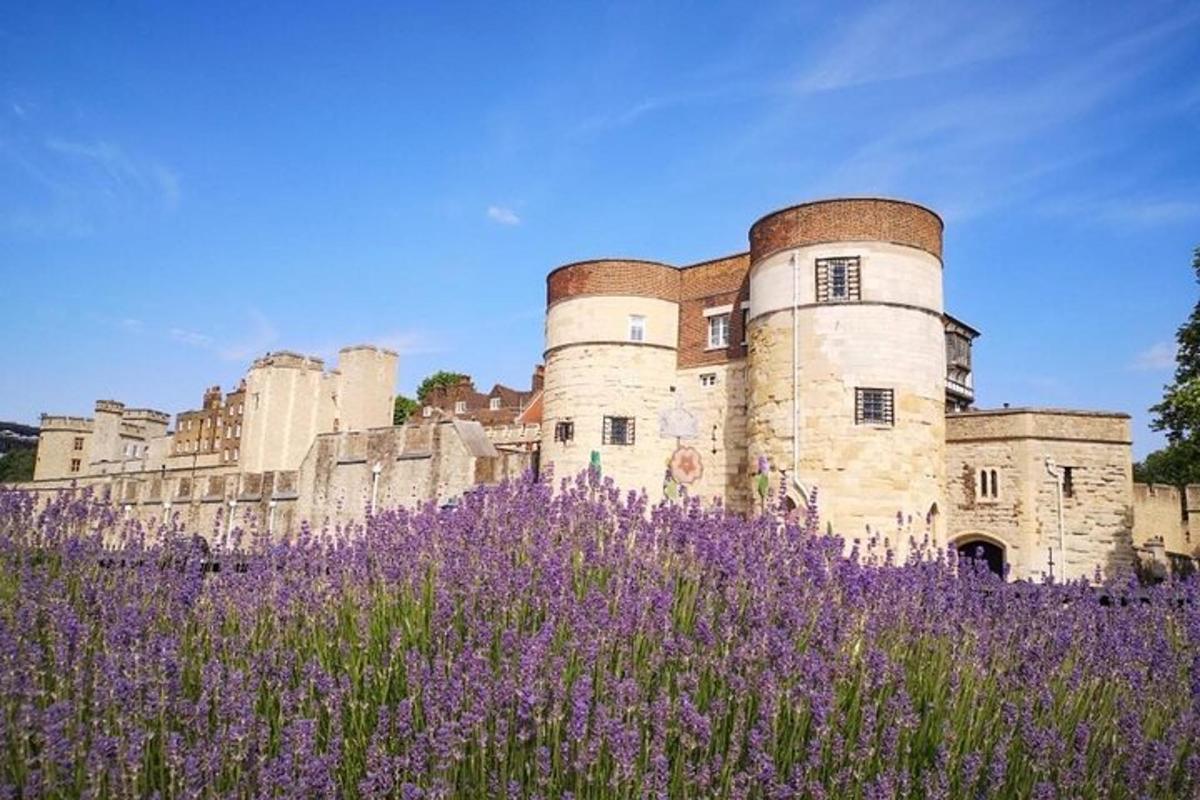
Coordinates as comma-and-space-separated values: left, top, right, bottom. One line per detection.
554, 420, 574, 442
602, 416, 635, 446
855, 388, 894, 426
816, 257, 861, 302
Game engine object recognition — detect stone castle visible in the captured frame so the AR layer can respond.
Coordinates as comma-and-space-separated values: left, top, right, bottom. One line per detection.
12, 198, 1197, 582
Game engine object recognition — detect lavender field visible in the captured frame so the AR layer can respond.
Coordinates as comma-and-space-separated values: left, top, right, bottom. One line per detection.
1, 476, 1197, 799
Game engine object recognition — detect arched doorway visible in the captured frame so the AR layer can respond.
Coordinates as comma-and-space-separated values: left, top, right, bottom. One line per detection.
954, 536, 1005, 577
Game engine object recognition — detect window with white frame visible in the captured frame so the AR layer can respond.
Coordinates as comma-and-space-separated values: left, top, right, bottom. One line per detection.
816, 257, 861, 302
628, 314, 646, 342
700, 373, 718, 388
554, 420, 574, 442
489, 397, 502, 411
707, 313, 730, 349
422, 406, 433, 418
454, 400, 466, 414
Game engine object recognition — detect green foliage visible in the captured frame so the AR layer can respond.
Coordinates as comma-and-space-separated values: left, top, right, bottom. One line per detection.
392, 395, 420, 425
415, 371, 469, 404
1134, 440, 1200, 486
0, 448, 34, 483
1139, 247, 1200, 485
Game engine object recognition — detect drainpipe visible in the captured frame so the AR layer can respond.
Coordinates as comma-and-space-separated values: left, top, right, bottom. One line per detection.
267, 499, 277, 536
1045, 457, 1065, 581
370, 462, 383, 514
791, 252, 809, 503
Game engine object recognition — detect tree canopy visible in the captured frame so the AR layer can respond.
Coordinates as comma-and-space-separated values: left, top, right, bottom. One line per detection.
393, 395, 420, 425
1135, 246, 1200, 485
0, 448, 35, 483
415, 371, 469, 404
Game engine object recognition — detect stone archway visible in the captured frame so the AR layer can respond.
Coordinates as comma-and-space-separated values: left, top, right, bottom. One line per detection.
952, 532, 1006, 578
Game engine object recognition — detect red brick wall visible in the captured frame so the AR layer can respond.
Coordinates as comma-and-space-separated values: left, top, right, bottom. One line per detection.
677, 253, 751, 369
547, 259, 680, 306
749, 199, 943, 263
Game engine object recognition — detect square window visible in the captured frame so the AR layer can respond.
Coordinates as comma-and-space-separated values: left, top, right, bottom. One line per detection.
707, 314, 730, 349
700, 372, 718, 387
602, 416, 635, 446
554, 420, 574, 442
816, 257, 861, 302
628, 314, 646, 342
854, 387, 894, 426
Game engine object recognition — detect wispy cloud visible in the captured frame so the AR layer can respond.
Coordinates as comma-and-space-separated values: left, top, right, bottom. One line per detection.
373, 331, 441, 356
801, 7, 1200, 220
218, 309, 279, 362
0, 126, 182, 236
1131, 341, 1177, 372
45, 138, 181, 210
793, 0, 1025, 93
486, 205, 521, 226
120, 318, 144, 334
169, 327, 215, 348
162, 310, 278, 362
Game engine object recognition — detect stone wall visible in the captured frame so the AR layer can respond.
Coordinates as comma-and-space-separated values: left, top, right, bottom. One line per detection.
945, 409, 1134, 582
674, 363, 749, 510
13, 419, 532, 543
1132, 483, 1198, 559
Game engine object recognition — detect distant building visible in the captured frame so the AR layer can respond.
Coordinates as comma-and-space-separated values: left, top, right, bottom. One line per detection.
0, 421, 39, 454
173, 382, 246, 464
20, 344, 532, 535
419, 366, 543, 426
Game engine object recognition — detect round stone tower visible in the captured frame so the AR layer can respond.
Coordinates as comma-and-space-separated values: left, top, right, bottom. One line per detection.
542, 259, 681, 493
745, 198, 946, 545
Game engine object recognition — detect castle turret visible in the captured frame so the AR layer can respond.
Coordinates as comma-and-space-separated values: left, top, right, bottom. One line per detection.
240, 352, 327, 473
542, 260, 681, 492
91, 400, 126, 463
745, 198, 947, 545
334, 345, 398, 432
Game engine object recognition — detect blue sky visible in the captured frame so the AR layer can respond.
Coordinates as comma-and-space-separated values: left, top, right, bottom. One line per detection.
1, 1, 1198, 457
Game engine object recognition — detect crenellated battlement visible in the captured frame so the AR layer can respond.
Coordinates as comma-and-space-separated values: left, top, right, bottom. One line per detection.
250, 351, 325, 371
39, 414, 93, 432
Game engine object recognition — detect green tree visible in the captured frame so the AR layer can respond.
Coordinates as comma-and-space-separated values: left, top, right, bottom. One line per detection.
393, 395, 420, 425
416, 371, 469, 404
0, 448, 35, 483
1135, 246, 1200, 485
